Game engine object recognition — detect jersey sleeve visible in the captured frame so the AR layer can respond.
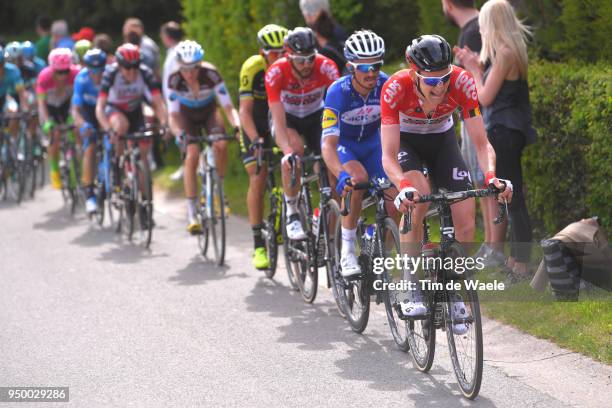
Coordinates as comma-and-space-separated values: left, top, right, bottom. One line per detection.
141, 65, 161, 96
380, 74, 406, 126
319, 56, 340, 86
321, 80, 343, 139
12, 69, 24, 91
452, 69, 481, 119
264, 62, 283, 104
35, 68, 50, 98
239, 59, 256, 99
214, 81, 233, 107
98, 66, 114, 98
71, 74, 84, 106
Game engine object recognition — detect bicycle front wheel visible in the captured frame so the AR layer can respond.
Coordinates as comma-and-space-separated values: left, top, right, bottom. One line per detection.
444, 242, 483, 400
281, 199, 300, 291
138, 160, 154, 249
262, 191, 280, 279
326, 199, 346, 319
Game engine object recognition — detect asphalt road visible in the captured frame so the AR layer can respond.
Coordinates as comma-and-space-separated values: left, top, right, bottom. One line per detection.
1, 187, 610, 407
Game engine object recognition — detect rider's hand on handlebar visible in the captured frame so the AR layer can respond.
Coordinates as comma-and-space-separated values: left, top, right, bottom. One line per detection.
394, 179, 419, 213
281, 151, 297, 171
485, 171, 513, 203
336, 171, 353, 197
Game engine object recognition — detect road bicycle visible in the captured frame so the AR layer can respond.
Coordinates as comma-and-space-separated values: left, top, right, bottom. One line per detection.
253, 143, 283, 279
0, 112, 34, 203
188, 133, 236, 266
91, 130, 116, 227
334, 179, 409, 341
51, 123, 85, 214
402, 186, 507, 399
283, 153, 340, 304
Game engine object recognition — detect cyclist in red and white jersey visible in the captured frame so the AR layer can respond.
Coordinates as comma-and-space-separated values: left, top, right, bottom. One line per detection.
95, 43, 167, 189
380, 35, 512, 318
265, 27, 339, 240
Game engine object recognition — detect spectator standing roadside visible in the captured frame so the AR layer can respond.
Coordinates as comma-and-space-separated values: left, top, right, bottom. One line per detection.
308, 10, 347, 74
51, 20, 75, 50
123, 18, 161, 78
442, 0, 502, 264
93, 33, 115, 64
35, 16, 52, 61
300, 0, 347, 43
455, 0, 536, 281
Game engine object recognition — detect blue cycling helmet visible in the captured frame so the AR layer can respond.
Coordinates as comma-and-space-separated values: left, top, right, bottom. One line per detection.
21, 41, 36, 60
5, 41, 22, 63
83, 48, 107, 70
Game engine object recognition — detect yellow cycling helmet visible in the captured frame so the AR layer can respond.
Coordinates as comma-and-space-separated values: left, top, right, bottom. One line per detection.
257, 24, 288, 51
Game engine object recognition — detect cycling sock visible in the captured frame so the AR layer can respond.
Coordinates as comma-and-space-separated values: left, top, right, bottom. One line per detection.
252, 224, 265, 249
49, 157, 59, 173
285, 194, 298, 217
186, 197, 198, 221
341, 227, 357, 256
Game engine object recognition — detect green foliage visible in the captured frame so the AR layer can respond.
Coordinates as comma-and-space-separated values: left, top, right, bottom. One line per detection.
416, 0, 459, 44
525, 60, 612, 236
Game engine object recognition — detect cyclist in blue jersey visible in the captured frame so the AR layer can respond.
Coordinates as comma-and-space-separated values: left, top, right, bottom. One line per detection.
72, 48, 107, 214
321, 30, 398, 277
1, 46, 29, 141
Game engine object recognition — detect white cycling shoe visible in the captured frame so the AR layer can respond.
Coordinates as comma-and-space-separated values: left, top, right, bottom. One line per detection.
400, 300, 427, 317
86, 197, 97, 214
450, 294, 469, 335
340, 251, 361, 278
286, 217, 307, 240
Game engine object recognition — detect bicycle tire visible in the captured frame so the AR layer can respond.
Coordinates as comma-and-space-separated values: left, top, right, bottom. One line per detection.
209, 171, 226, 266
444, 242, 483, 400
138, 160, 154, 249
263, 199, 279, 279
16, 161, 26, 204
198, 190, 210, 256
95, 179, 106, 226
281, 199, 300, 291
339, 221, 370, 332
69, 155, 81, 215
407, 253, 436, 371
381, 217, 410, 351
126, 161, 137, 241
325, 199, 346, 319
30, 159, 37, 199
295, 193, 318, 303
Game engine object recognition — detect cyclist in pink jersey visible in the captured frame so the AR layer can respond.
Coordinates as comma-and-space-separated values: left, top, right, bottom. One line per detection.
36, 48, 80, 189
265, 27, 339, 240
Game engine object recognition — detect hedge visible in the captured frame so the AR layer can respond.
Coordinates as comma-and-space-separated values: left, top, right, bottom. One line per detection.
525, 60, 611, 236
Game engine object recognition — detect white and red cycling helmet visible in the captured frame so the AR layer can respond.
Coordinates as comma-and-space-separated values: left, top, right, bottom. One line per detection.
48, 48, 73, 71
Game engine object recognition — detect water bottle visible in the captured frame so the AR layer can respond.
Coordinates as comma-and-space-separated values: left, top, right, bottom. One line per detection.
312, 207, 320, 237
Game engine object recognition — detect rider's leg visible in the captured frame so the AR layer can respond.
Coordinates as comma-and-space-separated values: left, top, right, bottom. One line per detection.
109, 111, 129, 189
184, 142, 201, 229
81, 128, 97, 210
280, 128, 305, 239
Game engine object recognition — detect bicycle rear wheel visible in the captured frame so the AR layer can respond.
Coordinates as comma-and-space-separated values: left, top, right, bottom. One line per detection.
335, 221, 370, 332
294, 194, 318, 303
444, 243, 483, 400
381, 217, 410, 351
209, 171, 226, 266
281, 199, 300, 291
262, 195, 279, 279
137, 160, 154, 248
326, 199, 346, 318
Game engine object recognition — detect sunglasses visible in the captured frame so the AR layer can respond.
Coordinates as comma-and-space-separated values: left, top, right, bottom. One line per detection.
349, 60, 384, 73
289, 53, 316, 65
55, 69, 70, 76
263, 49, 283, 56
119, 63, 139, 70
415, 70, 452, 87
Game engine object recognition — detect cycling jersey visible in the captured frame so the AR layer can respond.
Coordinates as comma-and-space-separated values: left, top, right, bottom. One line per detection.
1, 63, 25, 98
265, 53, 339, 118
321, 72, 388, 141
99, 63, 160, 113
381, 66, 481, 134
35, 65, 79, 107
166, 62, 231, 113
239, 55, 269, 133
72, 68, 100, 125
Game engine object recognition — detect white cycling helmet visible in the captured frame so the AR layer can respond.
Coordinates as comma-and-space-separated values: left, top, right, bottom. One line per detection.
175, 40, 204, 67
343, 30, 385, 61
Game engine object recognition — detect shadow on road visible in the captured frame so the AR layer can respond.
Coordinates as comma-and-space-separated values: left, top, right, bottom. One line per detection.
96, 237, 169, 264
33, 206, 86, 231
245, 278, 496, 406
168, 255, 250, 286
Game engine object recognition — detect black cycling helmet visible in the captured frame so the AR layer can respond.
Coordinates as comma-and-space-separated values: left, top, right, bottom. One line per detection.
406, 35, 452, 72
284, 27, 317, 55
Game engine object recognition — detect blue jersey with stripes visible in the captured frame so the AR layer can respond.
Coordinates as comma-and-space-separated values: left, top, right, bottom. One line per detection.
321, 72, 388, 143
0, 63, 24, 97
72, 68, 100, 108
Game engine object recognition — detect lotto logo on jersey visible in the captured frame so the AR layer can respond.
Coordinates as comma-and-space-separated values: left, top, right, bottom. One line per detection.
322, 108, 338, 129
383, 79, 402, 109
455, 71, 478, 101
265, 66, 281, 86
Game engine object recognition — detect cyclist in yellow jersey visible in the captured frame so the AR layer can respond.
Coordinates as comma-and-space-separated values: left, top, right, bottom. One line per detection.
238, 24, 288, 269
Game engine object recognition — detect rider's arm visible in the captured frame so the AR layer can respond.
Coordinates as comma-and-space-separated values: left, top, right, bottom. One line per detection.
214, 81, 240, 130
35, 72, 49, 123
380, 124, 405, 188
151, 93, 168, 128
71, 105, 85, 130
95, 93, 110, 132
71, 76, 85, 128
269, 102, 291, 154
168, 111, 183, 138
239, 97, 260, 142
464, 116, 496, 176
17, 85, 29, 112
321, 135, 342, 178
